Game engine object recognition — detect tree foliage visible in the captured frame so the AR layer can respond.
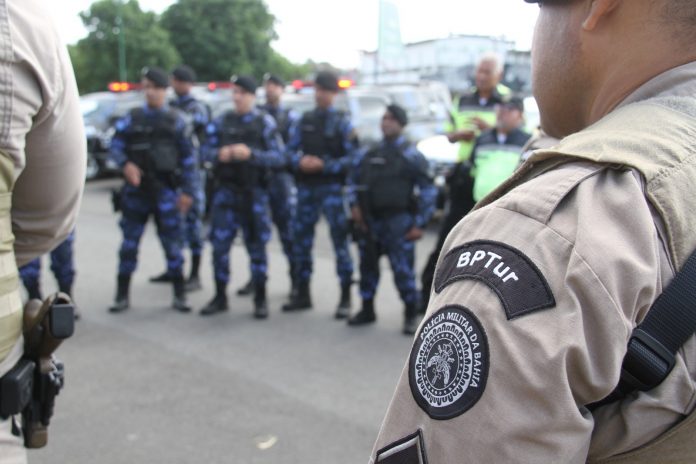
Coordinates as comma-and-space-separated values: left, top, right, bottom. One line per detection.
70, 0, 325, 94
70, 0, 180, 93
160, 0, 276, 81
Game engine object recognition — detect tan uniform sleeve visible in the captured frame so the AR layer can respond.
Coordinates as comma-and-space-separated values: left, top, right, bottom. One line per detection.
370, 163, 690, 463
0, 0, 86, 266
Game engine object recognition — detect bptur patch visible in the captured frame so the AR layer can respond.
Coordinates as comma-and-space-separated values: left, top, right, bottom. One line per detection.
434, 240, 555, 320
409, 305, 489, 420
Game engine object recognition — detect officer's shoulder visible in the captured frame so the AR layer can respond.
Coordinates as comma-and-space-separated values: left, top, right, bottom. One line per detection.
491, 160, 637, 227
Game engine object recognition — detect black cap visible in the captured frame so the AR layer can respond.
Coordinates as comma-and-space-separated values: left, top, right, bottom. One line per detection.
500, 96, 525, 112
314, 71, 339, 91
171, 65, 197, 83
263, 73, 285, 87
386, 104, 408, 127
141, 66, 169, 88
231, 75, 258, 94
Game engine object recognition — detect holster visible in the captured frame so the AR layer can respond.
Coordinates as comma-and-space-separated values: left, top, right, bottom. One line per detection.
111, 188, 122, 213
0, 294, 75, 449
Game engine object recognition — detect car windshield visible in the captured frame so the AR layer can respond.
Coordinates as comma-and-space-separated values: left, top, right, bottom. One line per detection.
387, 89, 431, 120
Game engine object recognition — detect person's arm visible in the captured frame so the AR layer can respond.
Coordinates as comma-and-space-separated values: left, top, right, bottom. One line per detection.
202, 119, 222, 165
370, 165, 667, 463
10, 45, 86, 266
407, 147, 437, 229
175, 116, 199, 197
109, 115, 131, 169
285, 115, 304, 172
250, 114, 285, 169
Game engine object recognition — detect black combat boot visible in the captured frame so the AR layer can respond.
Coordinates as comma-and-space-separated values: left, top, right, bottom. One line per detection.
185, 255, 202, 292
348, 299, 376, 326
172, 274, 191, 313
236, 278, 254, 296
25, 281, 42, 301
200, 280, 229, 316
282, 281, 312, 311
149, 270, 173, 283
109, 274, 131, 313
403, 303, 420, 335
335, 283, 352, 319
253, 281, 268, 319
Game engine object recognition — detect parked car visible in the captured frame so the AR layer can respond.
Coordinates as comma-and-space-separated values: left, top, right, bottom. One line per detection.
81, 90, 142, 179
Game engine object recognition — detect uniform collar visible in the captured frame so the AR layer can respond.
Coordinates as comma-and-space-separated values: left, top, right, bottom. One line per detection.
143, 103, 169, 114
618, 61, 696, 109
383, 134, 407, 147
175, 93, 195, 105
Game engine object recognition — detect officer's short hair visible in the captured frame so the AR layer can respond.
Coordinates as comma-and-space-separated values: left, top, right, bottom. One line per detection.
386, 104, 408, 127
314, 71, 339, 92
662, 0, 696, 47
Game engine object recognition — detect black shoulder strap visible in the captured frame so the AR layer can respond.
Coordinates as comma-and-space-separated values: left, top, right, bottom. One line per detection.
621, 248, 696, 391
591, 247, 696, 408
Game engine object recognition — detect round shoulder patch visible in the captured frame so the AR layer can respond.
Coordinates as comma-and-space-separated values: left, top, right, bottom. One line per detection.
409, 305, 489, 420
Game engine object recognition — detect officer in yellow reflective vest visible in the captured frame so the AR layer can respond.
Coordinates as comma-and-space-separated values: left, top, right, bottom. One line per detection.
419, 55, 511, 315
446, 54, 511, 163
470, 97, 530, 202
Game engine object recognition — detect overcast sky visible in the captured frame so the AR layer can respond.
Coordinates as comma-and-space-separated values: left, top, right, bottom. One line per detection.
49, 1, 540, 68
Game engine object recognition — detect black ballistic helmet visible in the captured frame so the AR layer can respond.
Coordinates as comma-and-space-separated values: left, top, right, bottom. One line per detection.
231, 75, 258, 94
141, 66, 169, 88
171, 65, 197, 83
263, 73, 285, 87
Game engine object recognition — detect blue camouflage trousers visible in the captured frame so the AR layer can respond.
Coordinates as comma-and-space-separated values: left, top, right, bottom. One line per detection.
267, 171, 295, 265
241, 171, 295, 278
183, 175, 206, 257
118, 184, 184, 276
291, 183, 353, 287
358, 213, 418, 305
19, 230, 76, 290
209, 186, 271, 285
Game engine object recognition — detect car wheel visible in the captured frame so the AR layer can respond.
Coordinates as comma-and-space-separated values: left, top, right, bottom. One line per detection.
85, 150, 100, 180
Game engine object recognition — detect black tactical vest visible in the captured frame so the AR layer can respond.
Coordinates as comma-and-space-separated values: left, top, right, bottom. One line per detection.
215, 111, 266, 189
126, 107, 180, 176
360, 140, 414, 215
262, 104, 292, 144
297, 109, 347, 184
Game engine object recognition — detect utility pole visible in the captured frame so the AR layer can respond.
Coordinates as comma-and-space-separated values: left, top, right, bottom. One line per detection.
116, 1, 127, 82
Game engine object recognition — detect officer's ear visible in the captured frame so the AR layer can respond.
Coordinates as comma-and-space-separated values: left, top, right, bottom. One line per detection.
582, 0, 621, 31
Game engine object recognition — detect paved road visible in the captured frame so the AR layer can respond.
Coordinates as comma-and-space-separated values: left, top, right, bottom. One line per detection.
28, 179, 442, 464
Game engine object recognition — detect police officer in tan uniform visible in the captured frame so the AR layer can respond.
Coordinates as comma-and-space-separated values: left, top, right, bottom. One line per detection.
0, 0, 85, 461
370, 1, 696, 463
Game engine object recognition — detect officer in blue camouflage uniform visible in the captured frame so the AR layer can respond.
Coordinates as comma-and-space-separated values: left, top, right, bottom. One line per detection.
19, 230, 76, 301
236, 73, 300, 297
109, 67, 198, 314
200, 75, 284, 319
282, 71, 359, 317
348, 105, 437, 334
150, 65, 210, 291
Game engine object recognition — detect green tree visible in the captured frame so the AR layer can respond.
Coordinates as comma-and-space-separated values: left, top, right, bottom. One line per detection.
161, 0, 277, 81
71, 0, 180, 93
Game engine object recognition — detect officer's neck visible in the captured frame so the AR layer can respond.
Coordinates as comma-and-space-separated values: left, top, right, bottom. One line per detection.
235, 107, 253, 117
384, 133, 402, 144
146, 101, 166, 111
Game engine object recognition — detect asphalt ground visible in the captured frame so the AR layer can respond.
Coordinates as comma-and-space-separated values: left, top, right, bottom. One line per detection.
27, 178, 442, 464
